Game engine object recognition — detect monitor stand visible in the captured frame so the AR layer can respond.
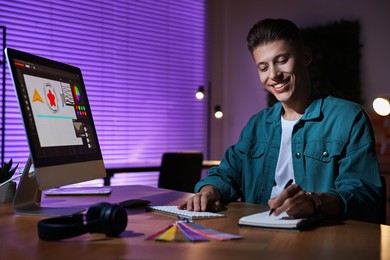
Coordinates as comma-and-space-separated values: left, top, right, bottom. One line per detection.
12, 155, 85, 216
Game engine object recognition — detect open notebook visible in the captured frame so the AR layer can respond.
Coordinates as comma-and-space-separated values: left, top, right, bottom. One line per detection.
238, 210, 322, 229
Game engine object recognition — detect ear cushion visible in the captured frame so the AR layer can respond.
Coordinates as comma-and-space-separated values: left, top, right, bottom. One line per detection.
38, 213, 88, 241
86, 202, 128, 236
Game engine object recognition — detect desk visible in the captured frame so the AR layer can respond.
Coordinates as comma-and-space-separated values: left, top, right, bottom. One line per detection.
1, 185, 389, 259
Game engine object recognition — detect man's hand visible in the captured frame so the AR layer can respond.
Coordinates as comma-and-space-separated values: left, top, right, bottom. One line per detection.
268, 183, 344, 218
268, 183, 315, 218
178, 185, 223, 212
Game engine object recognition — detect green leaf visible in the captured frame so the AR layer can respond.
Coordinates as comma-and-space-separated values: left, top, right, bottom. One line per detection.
0, 159, 19, 183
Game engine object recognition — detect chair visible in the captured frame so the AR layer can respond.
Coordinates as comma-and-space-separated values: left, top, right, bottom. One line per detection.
158, 152, 203, 193
380, 175, 387, 224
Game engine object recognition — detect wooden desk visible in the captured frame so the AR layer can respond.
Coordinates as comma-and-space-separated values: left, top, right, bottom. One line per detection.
1, 185, 389, 259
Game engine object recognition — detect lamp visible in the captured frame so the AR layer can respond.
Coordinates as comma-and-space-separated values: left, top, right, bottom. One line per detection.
196, 83, 223, 159
373, 97, 390, 116
195, 86, 205, 100
372, 96, 390, 155
214, 105, 223, 119
196, 84, 223, 119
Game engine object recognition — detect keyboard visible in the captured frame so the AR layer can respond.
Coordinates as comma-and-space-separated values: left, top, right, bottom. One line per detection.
147, 206, 225, 220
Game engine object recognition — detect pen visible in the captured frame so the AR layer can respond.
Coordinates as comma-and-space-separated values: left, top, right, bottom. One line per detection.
269, 179, 294, 216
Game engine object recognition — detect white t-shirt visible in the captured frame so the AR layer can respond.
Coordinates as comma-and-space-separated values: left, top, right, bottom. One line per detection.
270, 117, 297, 199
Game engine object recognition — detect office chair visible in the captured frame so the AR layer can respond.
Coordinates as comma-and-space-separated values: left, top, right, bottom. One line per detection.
380, 175, 387, 225
158, 152, 203, 193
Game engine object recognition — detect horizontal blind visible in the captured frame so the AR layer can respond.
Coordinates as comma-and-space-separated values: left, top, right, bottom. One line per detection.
1, 26, 5, 165
0, 1, 207, 173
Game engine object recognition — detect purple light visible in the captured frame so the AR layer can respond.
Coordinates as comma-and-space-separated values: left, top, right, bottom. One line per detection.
0, 0, 207, 188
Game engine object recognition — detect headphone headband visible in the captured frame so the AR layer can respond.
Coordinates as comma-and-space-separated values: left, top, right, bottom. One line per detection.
38, 214, 88, 241
37, 202, 128, 241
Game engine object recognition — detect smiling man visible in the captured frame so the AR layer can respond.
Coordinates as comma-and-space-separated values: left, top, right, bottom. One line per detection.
179, 18, 383, 223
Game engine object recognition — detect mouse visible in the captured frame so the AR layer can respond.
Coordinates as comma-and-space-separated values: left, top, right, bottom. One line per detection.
118, 199, 151, 208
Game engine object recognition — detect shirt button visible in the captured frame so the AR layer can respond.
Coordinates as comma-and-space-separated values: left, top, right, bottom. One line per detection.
322, 151, 329, 157
295, 153, 301, 159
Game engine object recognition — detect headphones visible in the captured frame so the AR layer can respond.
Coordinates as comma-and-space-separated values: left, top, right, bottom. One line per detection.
37, 202, 128, 241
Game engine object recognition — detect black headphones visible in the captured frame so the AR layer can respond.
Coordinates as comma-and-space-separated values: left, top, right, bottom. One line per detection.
37, 202, 128, 241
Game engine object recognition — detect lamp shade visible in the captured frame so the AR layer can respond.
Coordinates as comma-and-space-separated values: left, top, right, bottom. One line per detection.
214, 105, 223, 119
195, 86, 205, 100
373, 97, 390, 116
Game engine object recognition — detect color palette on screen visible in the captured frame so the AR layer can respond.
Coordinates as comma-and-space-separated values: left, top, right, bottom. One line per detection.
72, 84, 81, 102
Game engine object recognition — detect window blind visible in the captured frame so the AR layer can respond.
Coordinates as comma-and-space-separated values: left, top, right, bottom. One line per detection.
0, 1, 207, 181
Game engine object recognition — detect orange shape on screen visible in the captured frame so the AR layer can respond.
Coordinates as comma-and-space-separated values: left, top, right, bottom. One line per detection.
32, 89, 44, 103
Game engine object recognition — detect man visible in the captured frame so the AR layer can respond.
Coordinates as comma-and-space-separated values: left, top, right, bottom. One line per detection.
179, 18, 383, 223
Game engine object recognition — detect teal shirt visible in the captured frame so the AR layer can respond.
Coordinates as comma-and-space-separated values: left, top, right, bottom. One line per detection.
196, 95, 382, 223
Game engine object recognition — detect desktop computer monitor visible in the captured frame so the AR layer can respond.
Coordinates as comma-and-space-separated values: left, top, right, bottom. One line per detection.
5, 48, 107, 215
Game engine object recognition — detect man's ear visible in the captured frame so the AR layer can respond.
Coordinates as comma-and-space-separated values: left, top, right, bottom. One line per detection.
303, 47, 312, 65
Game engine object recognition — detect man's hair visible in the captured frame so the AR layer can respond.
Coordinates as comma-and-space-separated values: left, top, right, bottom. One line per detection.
246, 18, 305, 53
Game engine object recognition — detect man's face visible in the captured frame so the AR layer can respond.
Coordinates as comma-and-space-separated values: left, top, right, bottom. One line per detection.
252, 40, 311, 104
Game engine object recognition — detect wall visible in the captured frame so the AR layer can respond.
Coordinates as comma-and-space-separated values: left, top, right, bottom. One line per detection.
209, 0, 390, 159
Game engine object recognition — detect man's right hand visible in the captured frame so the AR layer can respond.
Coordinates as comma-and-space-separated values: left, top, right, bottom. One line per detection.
178, 185, 223, 212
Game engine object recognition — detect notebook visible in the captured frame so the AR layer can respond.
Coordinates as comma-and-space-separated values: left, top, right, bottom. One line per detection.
238, 210, 322, 229
147, 206, 225, 220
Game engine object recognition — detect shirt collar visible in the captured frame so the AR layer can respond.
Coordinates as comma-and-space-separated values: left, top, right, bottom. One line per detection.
301, 89, 324, 121
266, 89, 325, 123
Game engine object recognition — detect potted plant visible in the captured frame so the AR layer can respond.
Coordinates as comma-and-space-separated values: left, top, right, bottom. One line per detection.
0, 159, 19, 203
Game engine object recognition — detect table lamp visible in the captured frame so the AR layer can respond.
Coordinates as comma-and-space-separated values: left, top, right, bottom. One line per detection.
372, 96, 390, 155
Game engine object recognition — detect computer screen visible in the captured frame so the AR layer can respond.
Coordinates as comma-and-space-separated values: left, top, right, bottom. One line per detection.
5, 48, 107, 215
